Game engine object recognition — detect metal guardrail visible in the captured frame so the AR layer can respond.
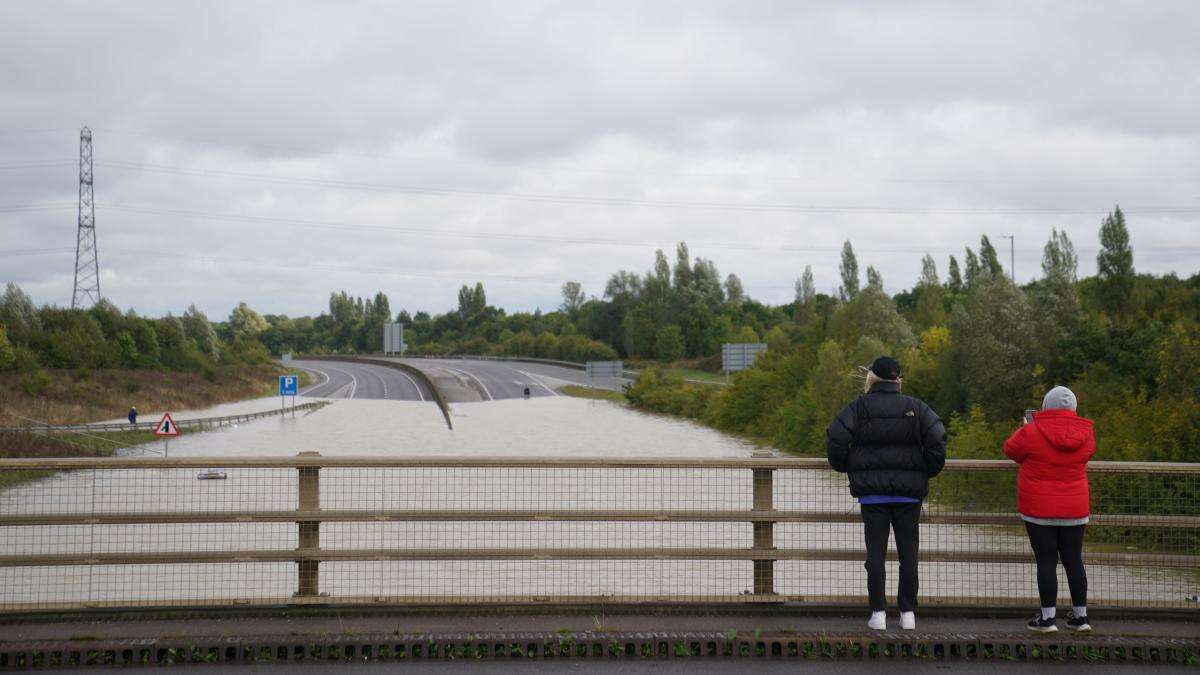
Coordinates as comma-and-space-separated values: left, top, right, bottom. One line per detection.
0, 457, 1195, 613
0, 401, 329, 435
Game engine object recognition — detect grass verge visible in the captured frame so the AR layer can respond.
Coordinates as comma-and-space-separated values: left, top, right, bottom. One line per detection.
0, 364, 286, 427
560, 385, 627, 403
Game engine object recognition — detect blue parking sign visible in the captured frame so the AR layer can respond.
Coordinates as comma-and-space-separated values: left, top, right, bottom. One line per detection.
279, 375, 298, 396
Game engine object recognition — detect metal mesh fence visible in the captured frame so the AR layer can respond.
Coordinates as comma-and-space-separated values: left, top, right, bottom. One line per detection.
0, 457, 1196, 612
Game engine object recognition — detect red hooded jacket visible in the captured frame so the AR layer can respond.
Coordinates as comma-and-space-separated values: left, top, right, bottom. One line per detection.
1002, 409, 1095, 519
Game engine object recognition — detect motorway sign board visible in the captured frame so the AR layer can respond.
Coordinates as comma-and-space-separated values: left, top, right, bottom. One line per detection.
153, 412, 180, 437
279, 375, 299, 397
586, 361, 624, 378
722, 343, 767, 374
383, 323, 407, 355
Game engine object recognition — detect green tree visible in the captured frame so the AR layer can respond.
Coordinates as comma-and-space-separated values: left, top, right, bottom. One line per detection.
182, 305, 220, 359
457, 282, 487, 321
829, 286, 916, 347
229, 302, 269, 339
560, 281, 585, 315
955, 278, 1038, 419
839, 241, 860, 302
0, 325, 14, 370
723, 274, 744, 305
730, 325, 761, 344
0, 283, 39, 341
115, 330, 139, 367
963, 248, 982, 288
979, 235, 1005, 278
673, 242, 693, 290
947, 256, 964, 294
1096, 205, 1134, 316
866, 266, 883, 290
794, 265, 816, 324
1031, 228, 1082, 377
919, 254, 939, 288
655, 324, 686, 362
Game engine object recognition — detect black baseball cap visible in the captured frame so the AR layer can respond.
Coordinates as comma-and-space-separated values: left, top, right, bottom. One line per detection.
869, 356, 901, 380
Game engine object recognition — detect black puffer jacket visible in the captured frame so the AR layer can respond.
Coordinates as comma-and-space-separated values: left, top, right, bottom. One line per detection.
825, 381, 947, 500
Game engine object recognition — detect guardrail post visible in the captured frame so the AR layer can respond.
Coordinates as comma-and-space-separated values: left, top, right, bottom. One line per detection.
751, 457, 775, 595
296, 451, 321, 597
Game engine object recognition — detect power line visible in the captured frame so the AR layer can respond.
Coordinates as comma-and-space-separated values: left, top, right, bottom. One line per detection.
96, 202, 1200, 255
92, 160, 1200, 216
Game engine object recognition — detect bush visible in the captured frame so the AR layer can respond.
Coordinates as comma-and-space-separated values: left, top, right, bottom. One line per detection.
19, 370, 51, 396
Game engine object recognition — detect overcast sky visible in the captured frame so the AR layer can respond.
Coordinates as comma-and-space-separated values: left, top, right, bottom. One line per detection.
2, 0, 1198, 319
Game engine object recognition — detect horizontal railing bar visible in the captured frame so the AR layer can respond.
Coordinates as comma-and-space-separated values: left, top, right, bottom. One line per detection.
2, 548, 1194, 568
1, 594, 1193, 614
0, 456, 1195, 473
1, 509, 1194, 528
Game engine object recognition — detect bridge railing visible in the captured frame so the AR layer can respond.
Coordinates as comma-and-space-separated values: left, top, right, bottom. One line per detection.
0, 456, 1195, 613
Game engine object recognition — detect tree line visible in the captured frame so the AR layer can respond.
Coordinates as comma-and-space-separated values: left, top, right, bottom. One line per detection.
626, 207, 1199, 463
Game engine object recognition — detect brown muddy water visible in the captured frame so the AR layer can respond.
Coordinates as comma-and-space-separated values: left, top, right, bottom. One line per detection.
1, 398, 1191, 609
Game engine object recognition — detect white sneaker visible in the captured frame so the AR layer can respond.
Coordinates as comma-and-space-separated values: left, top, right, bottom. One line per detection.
900, 611, 916, 630
868, 611, 886, 630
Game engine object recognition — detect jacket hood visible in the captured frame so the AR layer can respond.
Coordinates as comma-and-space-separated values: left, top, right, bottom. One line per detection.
1033, 409, 1092, 452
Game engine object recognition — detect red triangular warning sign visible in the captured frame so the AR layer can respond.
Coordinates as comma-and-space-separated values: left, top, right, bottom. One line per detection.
153, 412, 180, 437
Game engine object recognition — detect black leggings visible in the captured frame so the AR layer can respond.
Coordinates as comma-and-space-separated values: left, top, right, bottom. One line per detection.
1024, 521, 1087, 609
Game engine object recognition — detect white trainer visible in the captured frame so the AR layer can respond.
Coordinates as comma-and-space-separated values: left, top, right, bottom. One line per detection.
868, 611, 886, 630
900, 611, 916, 630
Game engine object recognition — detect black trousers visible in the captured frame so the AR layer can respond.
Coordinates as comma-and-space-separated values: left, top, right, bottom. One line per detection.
1024, 522, 1088, 609
860, 502, 921, 612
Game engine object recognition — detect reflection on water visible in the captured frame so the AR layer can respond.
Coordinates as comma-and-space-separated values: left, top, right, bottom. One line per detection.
1, 399, 1190, 608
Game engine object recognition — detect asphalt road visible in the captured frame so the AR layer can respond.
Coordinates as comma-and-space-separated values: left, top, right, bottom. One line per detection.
410, 358, 626, 400
292, 359, 433, 401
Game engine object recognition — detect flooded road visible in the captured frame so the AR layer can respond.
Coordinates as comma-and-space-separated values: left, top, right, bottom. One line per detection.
1, 397, 1191, 610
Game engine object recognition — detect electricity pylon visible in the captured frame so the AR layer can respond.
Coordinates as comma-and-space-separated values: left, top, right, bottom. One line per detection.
71, 127, 101, 308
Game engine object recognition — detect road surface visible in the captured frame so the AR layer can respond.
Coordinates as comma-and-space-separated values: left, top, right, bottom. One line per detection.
404, 358, 626, 400
293, 359, 433, 401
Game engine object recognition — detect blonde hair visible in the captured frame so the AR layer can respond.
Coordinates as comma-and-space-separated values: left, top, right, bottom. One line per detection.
864, 369, 901, 393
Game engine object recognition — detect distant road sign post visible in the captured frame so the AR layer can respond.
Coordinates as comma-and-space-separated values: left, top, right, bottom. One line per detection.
153, 412, 180, 456
585, 360, 624, 396
382, 323, 407, 355
279, 375, 299, 415
722, 343, 768, 381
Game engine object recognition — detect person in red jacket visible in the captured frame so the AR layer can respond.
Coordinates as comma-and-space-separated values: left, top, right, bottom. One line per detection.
1003, 386, 1096, 634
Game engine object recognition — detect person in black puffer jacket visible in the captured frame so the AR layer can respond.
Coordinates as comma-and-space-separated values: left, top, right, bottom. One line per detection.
826, 356, 947, 631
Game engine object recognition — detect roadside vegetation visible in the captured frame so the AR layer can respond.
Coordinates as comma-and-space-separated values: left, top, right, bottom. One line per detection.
622, 208, 1199, 466
560, 385, 626, 404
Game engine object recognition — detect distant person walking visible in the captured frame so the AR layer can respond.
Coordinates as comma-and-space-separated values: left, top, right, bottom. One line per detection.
1003, 386, 1095, 633
826, 356, 947, 631
127, 406, 138, 427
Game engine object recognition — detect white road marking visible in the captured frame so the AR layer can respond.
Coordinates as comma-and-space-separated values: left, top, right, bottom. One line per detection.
391, 366, 427, 402
364, 364, 389, 399
322, 365, 359, 399
517, 369, 560, 397
297, 365, 332, 396
443, 365, 494, 401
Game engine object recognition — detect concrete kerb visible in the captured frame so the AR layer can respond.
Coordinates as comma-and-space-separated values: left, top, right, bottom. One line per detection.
296, 355, 453, 430
1, 608, 1196, 667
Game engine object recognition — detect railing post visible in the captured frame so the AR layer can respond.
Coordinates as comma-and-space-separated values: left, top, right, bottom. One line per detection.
751, 455, 775, 595
296, 451, 321, 597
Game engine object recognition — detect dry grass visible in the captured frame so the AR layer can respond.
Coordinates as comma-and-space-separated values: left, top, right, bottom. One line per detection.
0, 364, 284, 427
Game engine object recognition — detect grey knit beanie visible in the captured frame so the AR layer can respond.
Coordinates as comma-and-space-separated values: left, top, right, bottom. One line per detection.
1042, 386, 1077, 412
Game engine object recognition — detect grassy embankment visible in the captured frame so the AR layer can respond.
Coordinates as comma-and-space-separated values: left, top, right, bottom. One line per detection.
0, 364, 292, 482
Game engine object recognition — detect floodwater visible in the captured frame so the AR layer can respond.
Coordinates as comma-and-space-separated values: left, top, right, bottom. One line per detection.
1, 398, 1192, 609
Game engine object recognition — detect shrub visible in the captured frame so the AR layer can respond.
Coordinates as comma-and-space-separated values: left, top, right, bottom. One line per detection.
19, 370, 51, 396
